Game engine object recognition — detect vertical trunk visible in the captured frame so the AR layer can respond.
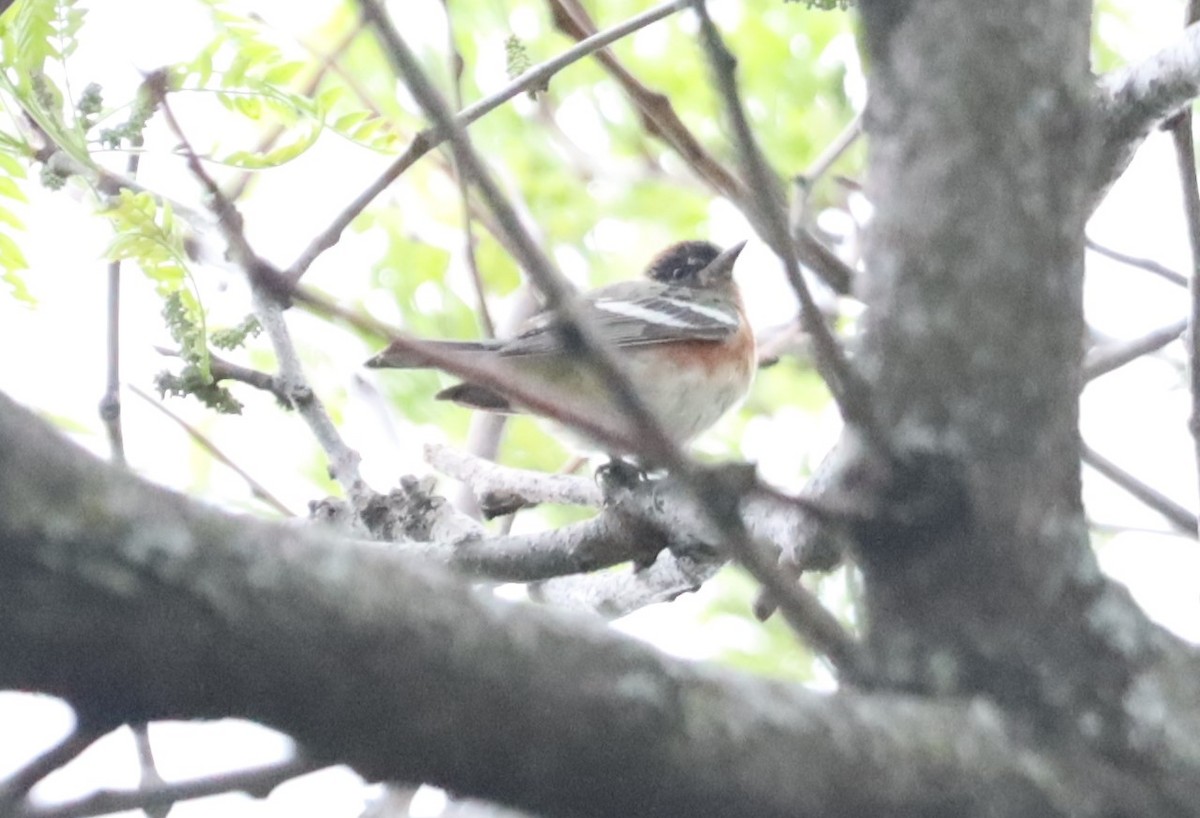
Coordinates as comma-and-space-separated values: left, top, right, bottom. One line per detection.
852, 0, 1136, 726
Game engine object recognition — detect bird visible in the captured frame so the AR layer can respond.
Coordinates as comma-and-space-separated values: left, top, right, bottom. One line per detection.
366, 240, 755, 453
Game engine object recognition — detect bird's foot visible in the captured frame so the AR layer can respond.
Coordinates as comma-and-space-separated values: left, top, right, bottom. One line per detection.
594, 457, 646, 495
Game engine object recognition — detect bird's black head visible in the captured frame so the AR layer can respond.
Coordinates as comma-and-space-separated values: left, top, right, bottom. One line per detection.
643, 240, 745, 288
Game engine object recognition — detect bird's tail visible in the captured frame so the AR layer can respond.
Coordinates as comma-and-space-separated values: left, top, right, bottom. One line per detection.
434, 383, 514, 412
364, 339, 501, 369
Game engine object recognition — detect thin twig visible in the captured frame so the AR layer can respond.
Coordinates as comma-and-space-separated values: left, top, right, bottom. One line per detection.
156, 346, 292, 406
427, 442, 603, 508
754, 320, 808, 367
548, 0, 743, 198
23, 109, 208, 226
99, 258, 126, 463
790, 111, 863, 234
1082, 443, 1198, 536
455, 292, 542, 517
285, 0, 690, 283
258, 289, 371, 502
131, 725, 168, 818
0, 726, 107, 813
1083, 319, 1187, 381
282, 131, 413, 282
1168, 0, 1200, 509
1086, 237, 1189, 288
210, 355, 292, 406
442, 0, 495, 339
99, 149, 142, 465
130, 385, 296, 516
706, 470, 866, 676
545, 0, 855, 295
802, 111, 864, 189
1089, 519, 1195, 538
690, 1, 883, 449
155, 83, 371, 505
17, 758, 325, 818
148, 77, 272, 284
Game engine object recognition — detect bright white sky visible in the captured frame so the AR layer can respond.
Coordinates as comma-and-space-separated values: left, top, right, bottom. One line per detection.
1, 2, 1197, 817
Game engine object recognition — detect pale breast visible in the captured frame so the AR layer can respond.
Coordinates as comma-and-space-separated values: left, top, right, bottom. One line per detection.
617, 334, 755, 445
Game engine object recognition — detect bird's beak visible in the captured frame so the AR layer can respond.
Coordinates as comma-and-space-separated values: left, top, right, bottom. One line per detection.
698, 240, 747, 285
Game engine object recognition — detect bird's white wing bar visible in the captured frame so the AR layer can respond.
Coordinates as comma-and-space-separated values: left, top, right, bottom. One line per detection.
592, 298, 698, 329
657, 297, 740, 327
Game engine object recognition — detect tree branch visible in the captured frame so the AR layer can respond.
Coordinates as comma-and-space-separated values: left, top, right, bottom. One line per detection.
154, 346, 292, 407
533, 549, 725, 617
1087, 237, 1189, 288
0, 726, 107, 814
1167, 0, 1200, 506
154, 85, 371, 505
690, 1, 882, 448
545, 0, 856, 295
285, 0, 690, 282
1082, 443, 1199, 535
99, 149, 142, 466
423, 442, 859, 578
426, 442, 603, 510
0, 389, 1183, 818
1082, 319, 1187, 381
791, 111, 863, 233
18, 758, 323, 818
129, 385, 296, 517
441, 0, 495, 341
1095, 21, 1200, 204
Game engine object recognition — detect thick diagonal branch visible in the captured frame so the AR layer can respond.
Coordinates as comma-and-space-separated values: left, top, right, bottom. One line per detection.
0, 390, 1182, 818
1096, 22, 1200, 205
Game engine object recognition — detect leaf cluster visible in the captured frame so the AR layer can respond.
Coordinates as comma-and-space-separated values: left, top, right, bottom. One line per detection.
154, 291, 255, 415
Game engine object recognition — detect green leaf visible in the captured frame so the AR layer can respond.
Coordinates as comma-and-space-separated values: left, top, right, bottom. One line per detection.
0, 175, 28, 203
231, 94, 264, 120
100, 189, 194, 291
316, 84, 345, 110
0, 205, 25, 230
187, 45, 216, 87
211, 315, 261, 350
324, 101, 402, 153
263, 60, 305, 85
0, 152, 25, 176
333, 110, 371, 132
0, 231, 29, 270
217, 116, 321, 169
0, 141, 30, 303
349, 117, 384, 142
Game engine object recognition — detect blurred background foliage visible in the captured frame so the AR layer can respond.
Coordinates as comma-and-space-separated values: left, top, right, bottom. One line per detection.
0, 0, 1167, 685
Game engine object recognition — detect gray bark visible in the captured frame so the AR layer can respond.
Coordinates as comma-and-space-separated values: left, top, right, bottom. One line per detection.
4, 0, 1200, 816
0, 391, 1188, 817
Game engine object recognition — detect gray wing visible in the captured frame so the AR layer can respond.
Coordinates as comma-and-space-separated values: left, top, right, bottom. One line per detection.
498, 281, 739, 357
